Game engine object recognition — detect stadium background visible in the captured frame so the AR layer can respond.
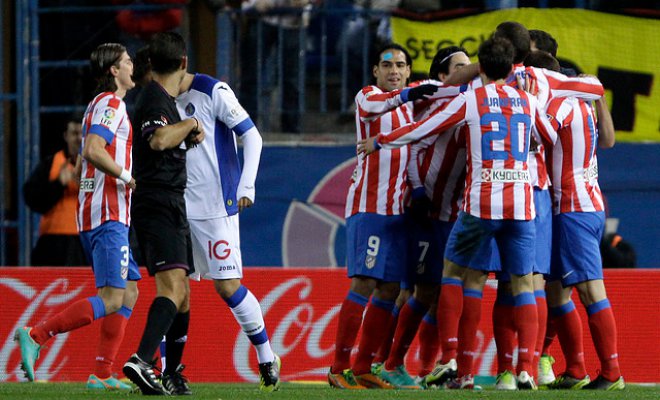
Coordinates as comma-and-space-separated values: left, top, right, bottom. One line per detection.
0, 2, 658, 384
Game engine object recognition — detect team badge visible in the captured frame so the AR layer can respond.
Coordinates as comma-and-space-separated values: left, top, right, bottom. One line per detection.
121, 265, 128, 280
416, 262, 426, 275
185, 103, 195, 116
365, 255, 376, 269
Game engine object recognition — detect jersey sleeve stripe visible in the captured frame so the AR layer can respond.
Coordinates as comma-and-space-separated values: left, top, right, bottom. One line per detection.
233, 117, 255, 136
88, 124, 115, 144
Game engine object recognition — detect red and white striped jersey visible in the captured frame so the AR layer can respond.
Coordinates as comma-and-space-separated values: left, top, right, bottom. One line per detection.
77, 92, 133, 231
511, 65, 603, 190
345, 85, 414, 217
408, 126, 466, 222
545, 96, 604, 214
379, 83, 557, 220
408, 96, 466, 222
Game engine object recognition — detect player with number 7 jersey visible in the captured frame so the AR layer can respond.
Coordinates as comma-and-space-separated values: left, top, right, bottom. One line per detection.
375, 82, 557, 221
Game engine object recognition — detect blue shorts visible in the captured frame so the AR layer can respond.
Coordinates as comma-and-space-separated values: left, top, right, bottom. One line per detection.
445, 212, 534, 276
346, 213, 407, 282
499, 189, 552, 282
402, 218, 450, 289
550, 212, 605, 287
80, 221, 141, 289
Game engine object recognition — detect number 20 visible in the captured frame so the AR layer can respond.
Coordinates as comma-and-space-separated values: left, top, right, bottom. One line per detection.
481, 112, 531, 162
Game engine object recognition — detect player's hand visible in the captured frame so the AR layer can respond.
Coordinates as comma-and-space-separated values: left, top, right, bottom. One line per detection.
127, 178, 136, 190
238, 197, 253, 212
58, 163, 75, 186
357, 138, 378, 158
524, 74, 538, 96
406, 84, 439, 102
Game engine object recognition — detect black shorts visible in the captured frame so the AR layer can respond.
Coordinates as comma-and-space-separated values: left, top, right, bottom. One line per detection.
131, 191, 194, 276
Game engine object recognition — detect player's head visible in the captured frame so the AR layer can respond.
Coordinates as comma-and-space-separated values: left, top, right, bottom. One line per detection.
429, 46, 470, 82
148, 31, 187, 75
478, 37, 515, 81
132, 45, 153, 86
63, 116, 83, 156
372, 43, 412, 92
90, 43, 135, 94
524, 50, 560, 72
493, 21, 530, 64
529, 29, 558, 58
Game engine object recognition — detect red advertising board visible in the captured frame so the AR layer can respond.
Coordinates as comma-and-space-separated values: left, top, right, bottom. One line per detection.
0, 268, 658, 383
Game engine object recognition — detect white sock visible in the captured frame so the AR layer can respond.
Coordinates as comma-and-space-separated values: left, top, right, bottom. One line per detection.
227, 285, 275, 364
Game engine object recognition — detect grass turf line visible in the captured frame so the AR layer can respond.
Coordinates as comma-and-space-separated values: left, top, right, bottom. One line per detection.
0, 382, 658, 399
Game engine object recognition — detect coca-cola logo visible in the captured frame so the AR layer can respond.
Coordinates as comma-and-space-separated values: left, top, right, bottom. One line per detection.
0, 277, 87, 382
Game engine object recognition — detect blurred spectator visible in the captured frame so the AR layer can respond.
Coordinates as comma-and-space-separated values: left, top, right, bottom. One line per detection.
337, 0, 400, 109
601, 233, 637, 268
23, 118, 88, 266
240, 0, 313, 133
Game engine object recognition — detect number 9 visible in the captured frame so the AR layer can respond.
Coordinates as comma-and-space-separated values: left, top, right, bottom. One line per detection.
367, 236, 380, 256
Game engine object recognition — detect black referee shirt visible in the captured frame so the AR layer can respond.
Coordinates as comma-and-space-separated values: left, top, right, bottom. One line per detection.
132, 80, 187, 193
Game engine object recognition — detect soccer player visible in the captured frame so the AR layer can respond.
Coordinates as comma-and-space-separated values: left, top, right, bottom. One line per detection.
544, 74, 624, 391
376, 46, 471, 389
359, 37, 558, 390
175, 71, 281, 391
123, 32, 205, 396
327, 43, 441, 390
15, 43, 139, 390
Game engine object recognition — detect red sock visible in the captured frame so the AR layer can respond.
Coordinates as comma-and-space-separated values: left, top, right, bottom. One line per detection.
513, 294, 537, 375
331, 292, 368, 373
417, 315, 439, 377
457, 290, 482, 377
553, 302, 587, 379
587, 300, 621, 381
352, 298, 394, 375
385, 298, 427, 370
437, 280, 463, 363
542, 312, 556, 355
30, 298, 98, 345
533, 292, 548, 379
492, 297, 515, 373
373, 306, 399, 364
94, 308, 131, 378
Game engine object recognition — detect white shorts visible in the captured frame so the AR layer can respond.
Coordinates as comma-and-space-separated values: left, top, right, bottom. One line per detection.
189, 215, 243, 281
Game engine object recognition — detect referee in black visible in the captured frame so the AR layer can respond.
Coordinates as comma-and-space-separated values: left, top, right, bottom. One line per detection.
123, 32, 204, 396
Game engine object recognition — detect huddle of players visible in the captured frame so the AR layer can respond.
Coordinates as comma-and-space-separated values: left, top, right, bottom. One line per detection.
329, 21, 624, 391
15, 32, 280, 396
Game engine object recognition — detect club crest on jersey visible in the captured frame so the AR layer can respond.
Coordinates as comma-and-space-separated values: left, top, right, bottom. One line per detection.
365, 255, 376, 269
185, 103, 195, 117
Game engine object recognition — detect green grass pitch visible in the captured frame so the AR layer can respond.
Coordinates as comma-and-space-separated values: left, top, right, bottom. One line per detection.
1, 382, 659, 400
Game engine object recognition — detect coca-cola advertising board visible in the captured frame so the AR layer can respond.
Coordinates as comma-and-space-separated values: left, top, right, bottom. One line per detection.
0, 267, 658, 383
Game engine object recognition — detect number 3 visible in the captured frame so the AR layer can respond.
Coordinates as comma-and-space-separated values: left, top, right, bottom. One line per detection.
120, 245, 129, 267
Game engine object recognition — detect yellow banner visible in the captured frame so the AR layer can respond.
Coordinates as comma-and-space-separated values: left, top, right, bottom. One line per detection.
392, 9, 660, 142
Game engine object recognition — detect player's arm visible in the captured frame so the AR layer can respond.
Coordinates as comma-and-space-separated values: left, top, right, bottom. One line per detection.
83, 133, 136, 189
541, 68, 605, 101
236, 121, 262, 211
595, 96, 615, 149
357, 84, 438, 119
148, 117, 204, 151
443, 63, 480, 85
531, 97, 557, 147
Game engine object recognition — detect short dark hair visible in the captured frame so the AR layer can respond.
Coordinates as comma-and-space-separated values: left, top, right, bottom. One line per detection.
132, 45, 152, 86
493, 21, 530, 64
429, 46, 467, 79
90, 43, 126, 93
148, 32, 186, 74
524, 50, 560, 72
373, 43, 412, 68
478, 37, 515, 81
529, 29, 558, 57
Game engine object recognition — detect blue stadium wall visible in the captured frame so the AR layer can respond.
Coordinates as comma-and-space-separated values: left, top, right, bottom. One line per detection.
239, 143, 660, 268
